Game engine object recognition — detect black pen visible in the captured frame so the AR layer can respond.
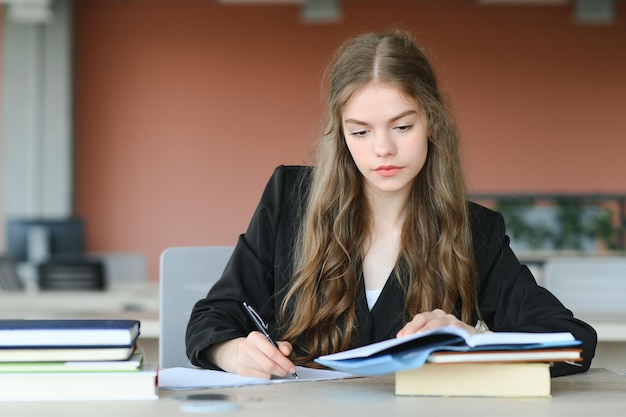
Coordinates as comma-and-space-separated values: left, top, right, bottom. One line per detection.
242, 302, 298, 379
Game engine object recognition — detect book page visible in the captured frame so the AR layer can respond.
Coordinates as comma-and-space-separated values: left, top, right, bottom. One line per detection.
467, 331, 575, 347
158, 366, 359, 390
317, 326, 577, 361
318, 326, 470, 361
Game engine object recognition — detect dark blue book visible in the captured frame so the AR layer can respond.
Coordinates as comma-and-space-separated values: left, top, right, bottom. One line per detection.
0, 319, 140, 348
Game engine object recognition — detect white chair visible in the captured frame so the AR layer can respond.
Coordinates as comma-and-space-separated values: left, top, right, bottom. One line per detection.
542, 256, 626, 314
159, 245, 234, 369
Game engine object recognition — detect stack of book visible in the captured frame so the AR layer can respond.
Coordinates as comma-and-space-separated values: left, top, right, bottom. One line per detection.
0, 319, 158, 401
316, 326, 583, 397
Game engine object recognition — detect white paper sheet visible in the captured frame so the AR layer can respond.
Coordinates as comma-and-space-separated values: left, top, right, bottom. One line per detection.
158, 366, 359, 390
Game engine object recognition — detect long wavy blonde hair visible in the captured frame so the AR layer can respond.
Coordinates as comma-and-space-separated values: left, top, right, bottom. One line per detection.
279, 30, 477, 364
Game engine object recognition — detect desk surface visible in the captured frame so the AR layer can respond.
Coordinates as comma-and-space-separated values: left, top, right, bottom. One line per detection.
0, 283, 160, 337
0, 368, 623, 417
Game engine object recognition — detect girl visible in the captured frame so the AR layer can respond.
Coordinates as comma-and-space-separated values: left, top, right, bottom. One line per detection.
186, 30, 596, 379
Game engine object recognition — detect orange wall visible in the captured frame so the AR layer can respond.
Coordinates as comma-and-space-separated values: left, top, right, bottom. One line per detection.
73, 1, 626, 280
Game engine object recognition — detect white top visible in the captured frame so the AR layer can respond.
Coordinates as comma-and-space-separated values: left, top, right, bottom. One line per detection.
365, 288, 383, 311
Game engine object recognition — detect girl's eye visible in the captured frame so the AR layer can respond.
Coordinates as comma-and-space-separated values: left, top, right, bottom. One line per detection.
395, 124, 413, 132
350, 130, 368, 137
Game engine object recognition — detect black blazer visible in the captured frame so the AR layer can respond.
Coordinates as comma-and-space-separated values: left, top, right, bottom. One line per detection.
186, 165, 597, 376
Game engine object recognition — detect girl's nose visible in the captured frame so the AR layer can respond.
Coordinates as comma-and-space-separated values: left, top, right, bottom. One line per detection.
373, 131, 397, 157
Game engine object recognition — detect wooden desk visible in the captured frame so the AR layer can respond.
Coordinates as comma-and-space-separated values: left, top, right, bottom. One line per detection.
0, 368, 623, 416
0, 282, 159, 332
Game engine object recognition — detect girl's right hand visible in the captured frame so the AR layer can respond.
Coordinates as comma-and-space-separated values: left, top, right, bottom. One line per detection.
206, 332, 297, 379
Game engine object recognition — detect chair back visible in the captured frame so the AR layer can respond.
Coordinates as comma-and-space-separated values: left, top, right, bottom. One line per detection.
159, 245, 234, 368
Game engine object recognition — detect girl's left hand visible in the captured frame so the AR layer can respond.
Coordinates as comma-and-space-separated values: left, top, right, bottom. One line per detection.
396, 308, 479, 338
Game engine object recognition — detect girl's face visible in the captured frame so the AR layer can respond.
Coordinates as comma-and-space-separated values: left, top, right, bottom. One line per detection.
342, 81, 429, 199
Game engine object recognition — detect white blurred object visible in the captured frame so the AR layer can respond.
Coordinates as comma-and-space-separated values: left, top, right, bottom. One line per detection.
27, 225, 49, 263
543, 257, 626, 314
2, 0, 54, 24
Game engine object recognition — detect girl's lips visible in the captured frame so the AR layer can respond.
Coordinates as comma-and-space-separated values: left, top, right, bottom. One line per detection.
375, 166, 402, 177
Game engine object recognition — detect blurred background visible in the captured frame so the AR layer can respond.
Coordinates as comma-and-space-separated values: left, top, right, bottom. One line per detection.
1, 0, 625, 284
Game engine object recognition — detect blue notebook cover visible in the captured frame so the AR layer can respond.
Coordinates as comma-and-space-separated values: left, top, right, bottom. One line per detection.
0, 319, 141, 348
314, 326, 581, 376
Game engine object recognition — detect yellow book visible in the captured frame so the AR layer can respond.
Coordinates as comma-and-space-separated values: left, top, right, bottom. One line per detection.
395, 362, 551, 397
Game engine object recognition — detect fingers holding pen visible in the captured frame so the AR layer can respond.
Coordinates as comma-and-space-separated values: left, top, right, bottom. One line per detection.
236, 331, 297, 379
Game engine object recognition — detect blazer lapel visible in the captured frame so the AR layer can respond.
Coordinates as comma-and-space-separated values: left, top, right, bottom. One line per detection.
355, 272, 406, 345
370, 274, 406, 342
354, 277, 373, 346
